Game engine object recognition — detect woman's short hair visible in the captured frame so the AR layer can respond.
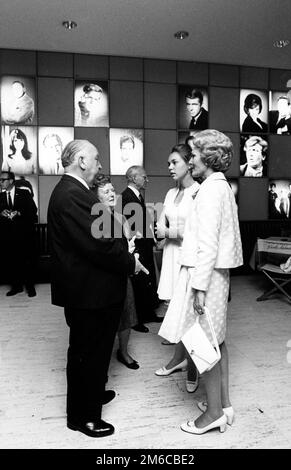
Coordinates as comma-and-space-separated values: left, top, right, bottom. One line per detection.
91, 174, 111, 192
244, 135, 268, 156
191, 129, 233, 173
244, 93, 262, 114
170, 143, 192, 164
9, 129, 32, 161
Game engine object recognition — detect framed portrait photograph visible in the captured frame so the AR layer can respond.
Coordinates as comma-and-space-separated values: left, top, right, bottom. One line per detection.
268, 179, 291, 220
240, 134, 268, 177
0, 76, 36, 126
74, 80, 109, 127
240, 88, 268, 133
269, 90, 291, 135
38, 127, 74, 175
178, 85, 208, 130
228, 178, 239, 204
14, 174, 39, 211
110, 128, 143, 175
1, 126, 37, 175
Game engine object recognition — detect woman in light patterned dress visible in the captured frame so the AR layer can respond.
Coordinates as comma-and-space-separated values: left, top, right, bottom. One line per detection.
159, 130, 243, 435
155, 144, 200, 392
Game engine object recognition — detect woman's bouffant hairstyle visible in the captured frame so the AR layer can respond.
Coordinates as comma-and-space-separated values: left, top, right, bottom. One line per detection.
244, 93, 262, 114
170, 143, 193, 164
191, 130, 233, 173
91, 174, 111, 192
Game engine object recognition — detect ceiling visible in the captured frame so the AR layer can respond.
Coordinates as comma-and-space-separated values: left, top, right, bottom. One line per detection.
0, 0, 291, 70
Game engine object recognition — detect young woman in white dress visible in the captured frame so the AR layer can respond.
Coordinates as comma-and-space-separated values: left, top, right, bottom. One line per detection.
159, 130, 243, 434
155, 143, 200, 392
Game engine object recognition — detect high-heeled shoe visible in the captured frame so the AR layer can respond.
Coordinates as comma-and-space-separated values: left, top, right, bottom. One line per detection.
197, 401, 234, 425
186, 376, 199, 393
155, 359, 187, 376
181, 414, 227, 434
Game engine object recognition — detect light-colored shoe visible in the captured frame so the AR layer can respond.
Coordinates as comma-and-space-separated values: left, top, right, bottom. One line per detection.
155, 359, 187, 376
186, 376, 199, 393
197, 401, 234, 425
181, 414, 227, 434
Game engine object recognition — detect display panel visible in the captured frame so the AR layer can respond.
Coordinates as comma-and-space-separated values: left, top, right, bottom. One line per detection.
38, 126, 74, 175
240, 88, 268, 133
15, 174, 39, 215
269, 90, 291, 135
1, 125, 37, 174
109, 128, 143, 175
1, 75, 36, 125
240, 134, 268, 177
74, 80, 109, 127
178, 85, 208, 130
268, 179, 291, 219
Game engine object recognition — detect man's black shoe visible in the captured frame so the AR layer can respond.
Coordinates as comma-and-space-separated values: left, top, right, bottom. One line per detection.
27, 286, 36, 297
102, 390, 116, 405
6, 288, 23, 297
67, 418, 115, 438
132, 324, 149, 333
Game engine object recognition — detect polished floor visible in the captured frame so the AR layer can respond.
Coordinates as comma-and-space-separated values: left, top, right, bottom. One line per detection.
0, 274, 291, 449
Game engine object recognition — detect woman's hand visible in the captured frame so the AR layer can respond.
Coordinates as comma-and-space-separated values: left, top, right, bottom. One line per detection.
193, 289, 206, 315
155, 222, 167, 239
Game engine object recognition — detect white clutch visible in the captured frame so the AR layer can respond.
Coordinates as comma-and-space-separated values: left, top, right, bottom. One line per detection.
181, 307, 221, 374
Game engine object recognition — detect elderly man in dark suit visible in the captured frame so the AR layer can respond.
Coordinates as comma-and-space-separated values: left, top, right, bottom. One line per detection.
122, 165, 162, 333
48, 140, 144, 438
0, 171, 38, 297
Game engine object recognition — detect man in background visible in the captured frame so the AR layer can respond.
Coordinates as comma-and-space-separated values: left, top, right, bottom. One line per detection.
0, 171, 37, 297
122, 165, 162, 333
185, 88, 208, 130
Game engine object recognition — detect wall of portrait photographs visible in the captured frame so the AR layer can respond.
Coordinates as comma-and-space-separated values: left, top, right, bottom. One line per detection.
1, 49, 291, 223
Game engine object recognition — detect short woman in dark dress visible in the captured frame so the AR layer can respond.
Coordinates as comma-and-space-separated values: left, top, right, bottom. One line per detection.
92, 175, 139, 370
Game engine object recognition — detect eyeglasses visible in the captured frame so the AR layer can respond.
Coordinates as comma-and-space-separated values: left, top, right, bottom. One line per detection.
0, 178, 10, 181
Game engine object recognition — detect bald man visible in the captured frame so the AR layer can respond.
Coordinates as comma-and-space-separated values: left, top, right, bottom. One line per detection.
48, 140, 143, 438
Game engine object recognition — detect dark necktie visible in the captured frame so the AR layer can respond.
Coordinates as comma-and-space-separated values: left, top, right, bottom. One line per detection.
7, 191, 13, 210
138, 193, 145, 205
189, 117, 196, 129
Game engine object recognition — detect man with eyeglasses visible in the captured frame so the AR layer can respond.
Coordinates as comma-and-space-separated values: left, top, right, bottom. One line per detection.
0, 171, 38, 296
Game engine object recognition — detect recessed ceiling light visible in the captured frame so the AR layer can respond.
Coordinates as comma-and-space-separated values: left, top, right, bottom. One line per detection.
273, 39, 290, 48
62, 20, 77, 30
174, 31, 189, 40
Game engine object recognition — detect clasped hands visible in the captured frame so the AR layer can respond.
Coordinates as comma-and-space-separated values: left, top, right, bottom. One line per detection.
0, 209, 20, 220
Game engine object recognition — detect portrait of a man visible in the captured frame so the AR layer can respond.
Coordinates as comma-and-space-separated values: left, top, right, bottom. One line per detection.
38, 127, 74, 175
1, 76, 36, 125
178, 86, 208, 130
110, 129, 143, 175
268, 180, 291, 219
74, 81, 109, 127
240, 134, 268, 177
269, 91, 291, 135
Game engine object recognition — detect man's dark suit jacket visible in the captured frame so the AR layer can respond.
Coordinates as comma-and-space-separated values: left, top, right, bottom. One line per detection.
189, 107, 208, 130
269, 110, 291, 135
48, 175, 135, 310
0, 186, 37, 247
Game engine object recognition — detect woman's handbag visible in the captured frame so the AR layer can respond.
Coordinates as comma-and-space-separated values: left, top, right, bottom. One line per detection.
181, 307, 221, 374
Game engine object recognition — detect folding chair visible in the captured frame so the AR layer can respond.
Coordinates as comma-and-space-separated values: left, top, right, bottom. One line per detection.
256, 237, 291, 302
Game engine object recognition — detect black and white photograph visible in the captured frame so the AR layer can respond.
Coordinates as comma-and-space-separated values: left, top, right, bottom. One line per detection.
74, 80, 109, 127
240, 134, 268, 177
269, 90, 291, 135
38, 127, 74, 175
178, 85, 208, 130
109, 128, 143, 175
14, 174, 39, 210
268, 179, 291, 219
240, 89, 268, 133
1, 125, 37, 174
0, 75, 36, 125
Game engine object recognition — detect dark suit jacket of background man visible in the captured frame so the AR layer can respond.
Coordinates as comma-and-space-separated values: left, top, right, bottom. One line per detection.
121, 186, 159, 323
0, 186, 38, 287
189, 107, 208, 130
48, 175, 135, 420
